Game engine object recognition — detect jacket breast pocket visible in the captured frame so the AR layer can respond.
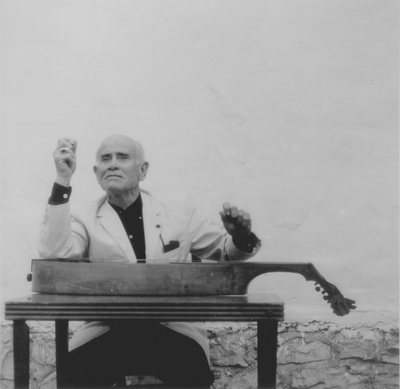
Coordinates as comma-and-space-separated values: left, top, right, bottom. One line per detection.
163, 240, 180, 253
156, 240, 188, 263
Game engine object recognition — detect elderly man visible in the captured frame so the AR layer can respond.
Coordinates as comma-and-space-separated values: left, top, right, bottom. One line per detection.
39, 135, 261, 388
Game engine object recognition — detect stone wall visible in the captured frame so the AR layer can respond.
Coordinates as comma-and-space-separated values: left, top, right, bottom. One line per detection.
1, 321, 398, 389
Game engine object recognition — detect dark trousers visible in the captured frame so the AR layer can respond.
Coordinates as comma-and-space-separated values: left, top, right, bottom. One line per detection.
65, 321, 214, 388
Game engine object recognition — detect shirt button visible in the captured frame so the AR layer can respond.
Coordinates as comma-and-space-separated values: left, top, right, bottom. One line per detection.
129, 235, 133, 239
63, 194, 68, 199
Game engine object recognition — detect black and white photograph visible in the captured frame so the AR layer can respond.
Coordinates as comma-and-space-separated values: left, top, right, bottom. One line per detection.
1, 1, 398, 388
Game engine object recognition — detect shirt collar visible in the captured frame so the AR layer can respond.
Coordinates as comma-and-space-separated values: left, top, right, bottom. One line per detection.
108, 193, 143, 215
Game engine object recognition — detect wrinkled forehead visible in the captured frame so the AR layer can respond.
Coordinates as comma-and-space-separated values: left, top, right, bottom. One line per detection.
96, 136, 141, 160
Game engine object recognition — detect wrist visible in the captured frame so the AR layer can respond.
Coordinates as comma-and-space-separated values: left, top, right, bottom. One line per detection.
232, 232, 261, 253
49, 182, 72, 205
55, 176, 71, 187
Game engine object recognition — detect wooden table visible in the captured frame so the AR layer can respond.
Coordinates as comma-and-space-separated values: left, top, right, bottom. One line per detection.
5, 293, 284, 389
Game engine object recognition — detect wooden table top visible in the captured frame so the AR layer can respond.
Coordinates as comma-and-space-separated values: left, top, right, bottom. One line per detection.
5, 293, 284, 322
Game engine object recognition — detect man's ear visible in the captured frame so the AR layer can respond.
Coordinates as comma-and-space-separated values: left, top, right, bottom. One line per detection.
93, 165, 100, 183
139, 162, 149, 181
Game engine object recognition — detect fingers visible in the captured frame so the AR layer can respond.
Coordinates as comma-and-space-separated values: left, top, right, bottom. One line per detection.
220, 202, 252, 235
57, 138, 77, 155
53, 138, 78, 181
55, 139, 77, 160
221, 202, 232, 217
221, 202, 240, 218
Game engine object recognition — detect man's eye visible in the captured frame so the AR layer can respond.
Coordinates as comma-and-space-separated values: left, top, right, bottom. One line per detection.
102, 156, 110, 161
118, 155, 128, 160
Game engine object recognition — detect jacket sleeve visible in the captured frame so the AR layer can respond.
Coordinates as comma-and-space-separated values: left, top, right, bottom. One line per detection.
184, 197, 261, 261
38, 202, 89, 259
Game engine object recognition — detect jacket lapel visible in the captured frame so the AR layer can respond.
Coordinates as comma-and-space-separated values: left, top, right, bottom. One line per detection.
141, 190, 162, 261
97, 198, 136, 261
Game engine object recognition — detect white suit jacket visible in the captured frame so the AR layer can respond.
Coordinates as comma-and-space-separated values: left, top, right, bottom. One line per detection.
38, 189, 261, 361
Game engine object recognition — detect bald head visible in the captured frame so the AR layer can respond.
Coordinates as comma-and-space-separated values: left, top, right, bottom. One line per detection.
93, 135, 149, 207
95, 135, 145, 164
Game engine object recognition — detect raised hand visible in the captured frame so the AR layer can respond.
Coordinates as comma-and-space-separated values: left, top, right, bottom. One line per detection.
219, 202, 252, 237
53, 138, 77, 186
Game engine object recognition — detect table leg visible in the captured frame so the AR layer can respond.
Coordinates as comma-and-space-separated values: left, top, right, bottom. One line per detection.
13, 320, 30, 389
257, 320, 278, 389
55, 320, 69, 388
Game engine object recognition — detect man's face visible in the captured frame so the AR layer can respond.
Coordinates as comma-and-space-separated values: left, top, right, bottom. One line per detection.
93, 137, 148, 195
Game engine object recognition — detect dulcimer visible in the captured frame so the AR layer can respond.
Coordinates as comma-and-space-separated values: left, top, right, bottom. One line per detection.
28, 259, 356, 316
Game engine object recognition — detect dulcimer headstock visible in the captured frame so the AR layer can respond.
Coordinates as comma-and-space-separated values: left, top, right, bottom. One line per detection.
305, 265, 356, 316
254, 262, 357, 316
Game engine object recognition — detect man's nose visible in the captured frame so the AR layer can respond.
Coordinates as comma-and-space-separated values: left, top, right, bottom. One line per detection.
108, 157, 119, 169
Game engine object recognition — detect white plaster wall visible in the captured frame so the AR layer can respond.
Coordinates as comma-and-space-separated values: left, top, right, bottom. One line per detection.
1, 0, 398, 325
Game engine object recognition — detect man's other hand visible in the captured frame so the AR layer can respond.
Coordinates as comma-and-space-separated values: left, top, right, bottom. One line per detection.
219, 202, 252, 237
54, 138, 77, 187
